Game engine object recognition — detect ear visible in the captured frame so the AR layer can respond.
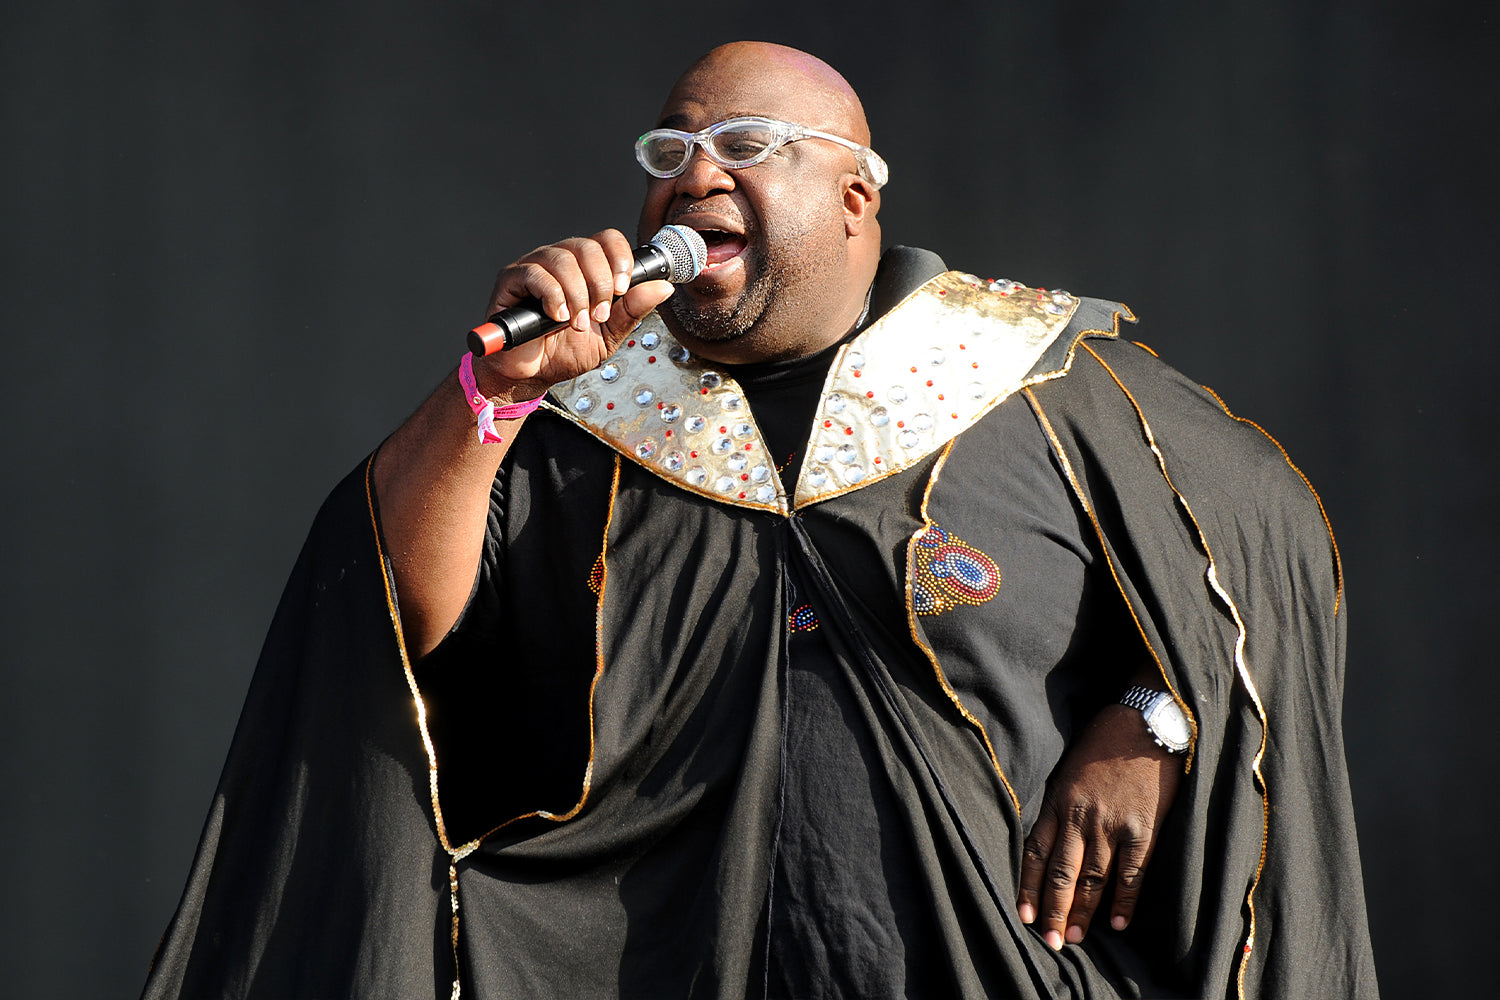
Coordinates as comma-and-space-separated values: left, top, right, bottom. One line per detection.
842, 175, 879, 237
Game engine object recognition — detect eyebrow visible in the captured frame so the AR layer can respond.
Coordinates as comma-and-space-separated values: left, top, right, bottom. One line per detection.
654, 111, 766, 130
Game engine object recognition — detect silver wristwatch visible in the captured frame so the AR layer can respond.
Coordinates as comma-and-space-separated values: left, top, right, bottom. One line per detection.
1119, 685, 1191, 754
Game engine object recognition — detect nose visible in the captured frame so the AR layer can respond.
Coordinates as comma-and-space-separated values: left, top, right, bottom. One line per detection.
672, 144, 736, 199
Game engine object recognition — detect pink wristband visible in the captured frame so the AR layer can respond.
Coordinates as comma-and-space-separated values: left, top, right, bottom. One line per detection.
458, 352, 546, 444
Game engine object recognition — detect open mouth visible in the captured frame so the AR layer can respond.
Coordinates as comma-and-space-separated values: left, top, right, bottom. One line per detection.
697, 229, 748, 270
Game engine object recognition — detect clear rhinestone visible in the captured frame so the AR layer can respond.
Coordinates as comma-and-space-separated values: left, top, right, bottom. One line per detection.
639, 331, 660, 349
968, 381, 987, 400
912, 413, 934, 431
687, 466, 708, 486
1046, 301, 1068, 315
870, 406, 890, 427
685, 415, 707, 434
808, 469, 829, 489
714, 475, 735, 493
843, 465, 866, 484
814, 444, 836, 463
957, 272, 981, 285
711, 436, 733, 455
727, 453, 748, 472
824, 392, 848, 414
668, 344, 691, 363
835, 444, 857, 465
634, 386, 654, 406
928, 348, 946, 366
573, 393, 596, 414
731, 421, 753, 439
660, 403, 682, 423
721, 393, 743, 411
888, 385, 908, 403
664, 451, 685, 472
988, 278, 1016, 294
699, 371, 722, 389
754, 485, 777, 503
899, 430, 920, 449
599, 363, 621, 383
636, 439, 656, 459
750, 465, 771, 483
847, 350, 867, 370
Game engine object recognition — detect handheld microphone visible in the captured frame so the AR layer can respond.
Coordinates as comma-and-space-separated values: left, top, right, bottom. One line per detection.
467, 225, 707, 356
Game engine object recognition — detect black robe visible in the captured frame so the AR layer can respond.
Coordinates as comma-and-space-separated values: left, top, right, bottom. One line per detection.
142, 263, 1377, 999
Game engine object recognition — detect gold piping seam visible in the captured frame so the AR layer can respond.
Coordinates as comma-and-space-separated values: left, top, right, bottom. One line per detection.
904, 440, 1021, 815
363, 457, 476, 998
1076, 343, 1269, 1000
365, 454, 621, 996
1020, 389, 1199, 775
1132, 341, 1159, 358
1197, 383, 1343, 616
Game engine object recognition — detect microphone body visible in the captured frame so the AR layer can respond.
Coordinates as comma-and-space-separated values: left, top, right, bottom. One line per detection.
468, 225, 706, 356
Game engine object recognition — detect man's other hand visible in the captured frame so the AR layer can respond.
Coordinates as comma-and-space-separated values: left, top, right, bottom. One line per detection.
1016, 704, 1183, 950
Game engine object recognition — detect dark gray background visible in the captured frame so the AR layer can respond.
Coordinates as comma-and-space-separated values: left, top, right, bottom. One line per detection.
3, 1, 1493, 996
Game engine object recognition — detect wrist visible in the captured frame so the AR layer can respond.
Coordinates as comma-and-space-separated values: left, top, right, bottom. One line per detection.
466, 352, 552, 407
458, 353, 548, 444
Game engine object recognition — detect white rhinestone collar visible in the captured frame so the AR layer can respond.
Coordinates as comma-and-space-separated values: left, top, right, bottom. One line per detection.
544, 271, 1078, 514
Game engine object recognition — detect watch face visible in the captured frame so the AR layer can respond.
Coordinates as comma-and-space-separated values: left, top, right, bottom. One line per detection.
1144, 698, 1192, 752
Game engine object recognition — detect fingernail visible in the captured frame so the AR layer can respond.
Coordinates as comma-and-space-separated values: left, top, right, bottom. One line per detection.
1111, 915, 1127, 931
572, 311, 590, 332
555, 305, 570, 323
1044, 930, 1063, 952
1018, 903, 1035, 924
615, 272, 631, 295
1066, 925, 1083, 944
593, 302, 611, 324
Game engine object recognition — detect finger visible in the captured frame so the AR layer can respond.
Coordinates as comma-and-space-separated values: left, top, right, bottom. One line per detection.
1108, 826, 1155, 931
1063, 831, 1115, 944
603, 280, 674, 343
558, 237, 623, 328
1018, 806, 1060, 926
489, 256, 579, 327
1037, 807, 1088, 951
590, 229, 637, 297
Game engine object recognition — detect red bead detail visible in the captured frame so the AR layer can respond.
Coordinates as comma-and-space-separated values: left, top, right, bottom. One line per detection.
959, 344, 966, 350
665, 430, 672, 437
866, 391, 875, 398
853, 370, 862, 377
745, 443, 753, 450
690, 450, 698, 457
701, 388, 708, 395
648, 355, 657, 363
937, 289, 947, 296
951, 413, 958, 419
844, 427, 854, 436
972, 362, 979, 369
926, 380, 934, 387
897, 421, 905, 428
738, 492, 746, 499
741, 473, 749, 481
874, 457, 882, 464
910, 366, 918, 373
657, 402, 664, 408
606, 402, 614, 410
719, 426, 728, 433
937, 394, 945, 401
824, 420, 832, 428
627, 340, 636, 347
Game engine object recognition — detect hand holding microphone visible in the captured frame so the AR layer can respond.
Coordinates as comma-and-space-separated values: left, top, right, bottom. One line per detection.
469, 225, 707, 356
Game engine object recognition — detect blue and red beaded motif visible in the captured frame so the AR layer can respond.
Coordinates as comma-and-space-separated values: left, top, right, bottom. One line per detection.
910, 524, 1002, 615
788, 604, 821, 632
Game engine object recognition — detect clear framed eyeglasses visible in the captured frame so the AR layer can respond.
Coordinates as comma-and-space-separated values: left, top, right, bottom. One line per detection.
635, 116, 889, 189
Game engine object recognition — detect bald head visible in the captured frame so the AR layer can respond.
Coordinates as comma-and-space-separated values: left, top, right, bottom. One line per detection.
637, 43, 884, 364
665, 42, 872, 147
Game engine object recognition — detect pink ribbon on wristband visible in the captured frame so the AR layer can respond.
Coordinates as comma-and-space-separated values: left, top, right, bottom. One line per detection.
458, 352, 546, 444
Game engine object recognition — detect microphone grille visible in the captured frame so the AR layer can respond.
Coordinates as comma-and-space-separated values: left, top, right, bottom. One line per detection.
650, 225, 708, 282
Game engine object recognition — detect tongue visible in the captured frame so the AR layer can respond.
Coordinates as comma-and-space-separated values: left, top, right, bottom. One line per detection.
704, 233, 747, 265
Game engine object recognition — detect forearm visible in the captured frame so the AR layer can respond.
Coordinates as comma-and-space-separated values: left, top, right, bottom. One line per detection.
372, 364, 538, 659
